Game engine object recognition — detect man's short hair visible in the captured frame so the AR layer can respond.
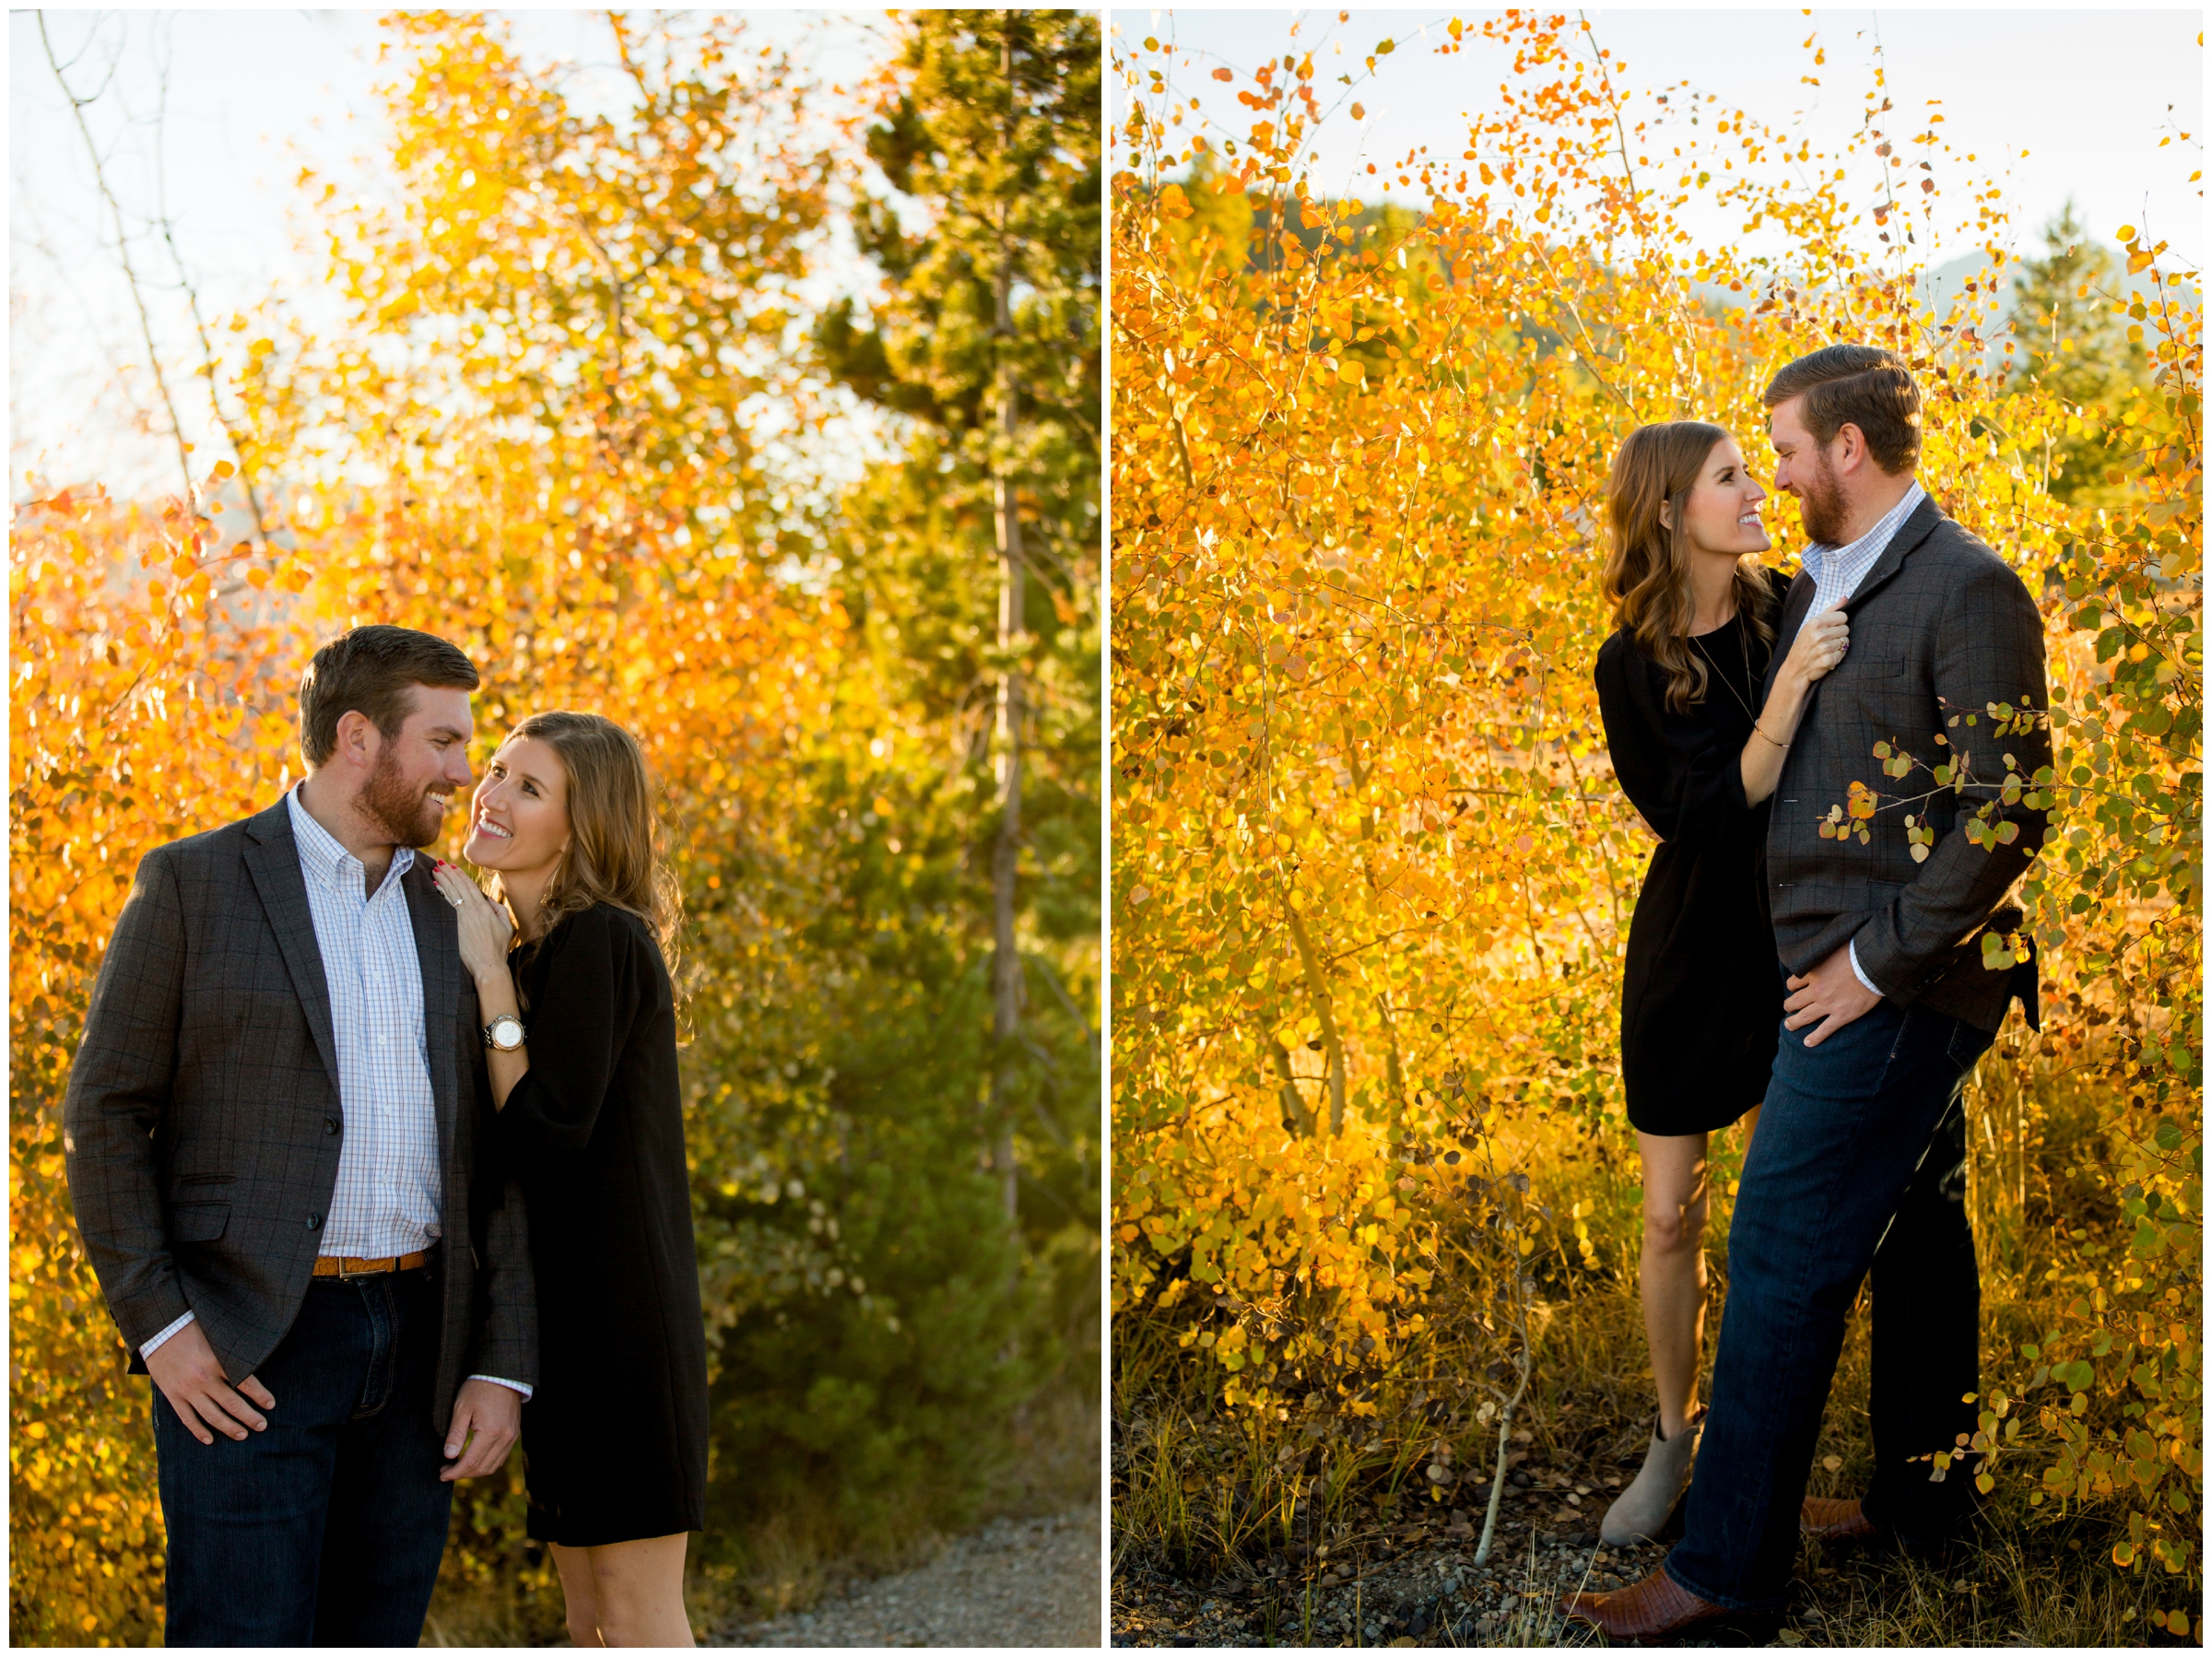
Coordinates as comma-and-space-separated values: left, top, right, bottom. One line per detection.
1762, 344, 1922, 476
298, 626, 478, 768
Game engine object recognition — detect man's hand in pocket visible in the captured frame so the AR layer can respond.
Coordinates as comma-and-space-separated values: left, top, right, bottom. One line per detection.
146, 1322, 275, 1445
1783, 946, 1883, 1049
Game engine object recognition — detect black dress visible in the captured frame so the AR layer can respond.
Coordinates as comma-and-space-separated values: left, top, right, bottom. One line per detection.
499, 902, 709, 1546
1594, 567, 1790, 1135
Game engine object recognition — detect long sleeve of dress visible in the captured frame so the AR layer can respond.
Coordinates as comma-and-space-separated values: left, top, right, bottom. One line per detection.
497, 907, 646, 1170
1594, 636, 1753, 843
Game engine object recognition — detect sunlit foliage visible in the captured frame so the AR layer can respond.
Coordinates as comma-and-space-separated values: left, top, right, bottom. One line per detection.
12, 12, 1098, 1642
1111, 9, 2199, 1620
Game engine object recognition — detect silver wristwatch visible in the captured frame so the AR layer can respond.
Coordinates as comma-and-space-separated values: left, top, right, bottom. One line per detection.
483, 1014, 525, 1052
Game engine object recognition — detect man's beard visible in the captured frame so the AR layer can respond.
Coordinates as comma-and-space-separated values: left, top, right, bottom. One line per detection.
359, 746, 448, 848
1797, 452, 1851, 546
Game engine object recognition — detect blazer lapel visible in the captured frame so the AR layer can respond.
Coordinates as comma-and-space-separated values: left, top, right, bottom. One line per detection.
1836, 494, 1945, 617
241, 798, 340, 1092
404, 861, 462, 1181
1762, 570, 1819, 702
1759, 494, 1944, 703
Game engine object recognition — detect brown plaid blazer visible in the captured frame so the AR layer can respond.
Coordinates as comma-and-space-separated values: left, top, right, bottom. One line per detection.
1761, 495, 2051, 1032
63, 796, 536, 1432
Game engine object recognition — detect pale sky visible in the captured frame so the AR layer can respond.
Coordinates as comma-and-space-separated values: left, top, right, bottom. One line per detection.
9, 9, 896, 501
1111, 9, 2203, 274
12, 8, 2200, 499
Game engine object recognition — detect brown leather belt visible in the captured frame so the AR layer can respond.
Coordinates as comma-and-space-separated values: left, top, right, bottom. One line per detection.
312, 1249, 433, 1280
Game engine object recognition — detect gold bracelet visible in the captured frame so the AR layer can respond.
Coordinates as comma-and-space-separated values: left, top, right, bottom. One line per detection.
1751, 723, 1789, 749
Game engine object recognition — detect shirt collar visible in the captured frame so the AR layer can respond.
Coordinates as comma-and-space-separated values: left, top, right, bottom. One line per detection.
1801, 479, 1927, 585
287, 783, 416, 899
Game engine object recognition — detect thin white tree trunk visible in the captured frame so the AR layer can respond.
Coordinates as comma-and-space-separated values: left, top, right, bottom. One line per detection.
1285, 910, 1347, 1136
1475, 1368, 1532, 1568
987, 18, 1024, 1223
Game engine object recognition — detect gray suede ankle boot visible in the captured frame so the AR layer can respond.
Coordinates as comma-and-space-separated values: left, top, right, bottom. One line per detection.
1600, 1406, 1704, 1545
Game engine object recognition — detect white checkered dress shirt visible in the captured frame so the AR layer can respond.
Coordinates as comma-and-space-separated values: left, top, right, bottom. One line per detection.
1791, 478, 1927, 998
142, 789, 528, 1397
284, 785, 444, 1258
1791, 480, 1926, 643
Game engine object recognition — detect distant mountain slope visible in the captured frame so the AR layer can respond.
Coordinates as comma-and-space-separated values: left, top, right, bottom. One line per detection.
1688, 245, 2198, 356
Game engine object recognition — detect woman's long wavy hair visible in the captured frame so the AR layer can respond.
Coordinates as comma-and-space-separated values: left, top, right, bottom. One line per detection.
490, 711, 683, 988
1602, 420, 1779, 712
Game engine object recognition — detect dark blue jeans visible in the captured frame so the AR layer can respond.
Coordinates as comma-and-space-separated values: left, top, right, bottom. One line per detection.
154, 1263, 453, 1646
1665, 997, 1994, 1613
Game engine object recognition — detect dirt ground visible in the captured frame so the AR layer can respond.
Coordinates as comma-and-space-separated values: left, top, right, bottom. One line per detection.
1111, 1476, 1661, 1650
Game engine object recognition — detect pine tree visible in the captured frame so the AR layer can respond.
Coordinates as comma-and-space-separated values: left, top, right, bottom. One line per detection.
2005, 201, 2153, 503
815, 11, 1100, 1305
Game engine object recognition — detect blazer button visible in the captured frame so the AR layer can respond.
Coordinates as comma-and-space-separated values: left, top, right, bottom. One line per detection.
307, 1213, 324, 1231
324, 1116, 340, 1135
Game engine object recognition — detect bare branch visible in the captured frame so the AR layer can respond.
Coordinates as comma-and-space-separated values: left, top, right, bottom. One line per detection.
39, 10, 198, 510
146, 18, 269, 542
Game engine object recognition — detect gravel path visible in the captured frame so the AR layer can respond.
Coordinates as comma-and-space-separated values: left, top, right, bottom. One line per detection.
716, 1504, 1101, 1648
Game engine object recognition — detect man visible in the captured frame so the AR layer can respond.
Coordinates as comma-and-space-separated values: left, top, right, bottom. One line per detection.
1566, 345, 2049, 1639
65, 625, 538, 1645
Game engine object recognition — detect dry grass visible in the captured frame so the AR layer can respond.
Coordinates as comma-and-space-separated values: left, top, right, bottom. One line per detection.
419, 1580, 568, 1649
1112, 1081, 2199, 1647
1113, 1293, 2189, 1646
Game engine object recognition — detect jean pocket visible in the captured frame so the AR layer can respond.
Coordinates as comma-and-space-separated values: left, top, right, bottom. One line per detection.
1946, 1017, 1997, 1072
1864, 1000, 1947, 1087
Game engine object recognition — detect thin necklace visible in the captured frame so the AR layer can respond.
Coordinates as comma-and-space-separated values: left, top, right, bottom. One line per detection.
1690, 609, 1758, 723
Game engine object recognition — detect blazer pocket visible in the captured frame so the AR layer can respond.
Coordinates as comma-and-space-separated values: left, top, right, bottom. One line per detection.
170, 1203, 230, 1244
1834, 651, 1904, 697
1784, 876, 1906, 910
172, 1172, 235, 1188
1837, 654, 1923, 730
1849, 653, 1905, 673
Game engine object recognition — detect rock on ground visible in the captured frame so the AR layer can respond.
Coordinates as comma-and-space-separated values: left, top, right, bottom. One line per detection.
716, 1504, 1101, 1648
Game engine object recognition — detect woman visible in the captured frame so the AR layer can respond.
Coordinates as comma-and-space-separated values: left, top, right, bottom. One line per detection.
1591, 421, 1849, 1545
430, 711, 707, 1647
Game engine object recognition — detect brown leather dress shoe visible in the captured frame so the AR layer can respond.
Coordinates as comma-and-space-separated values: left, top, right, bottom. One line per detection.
1558, 1566, 1734, 1644
1801, 1495, 1883, 1544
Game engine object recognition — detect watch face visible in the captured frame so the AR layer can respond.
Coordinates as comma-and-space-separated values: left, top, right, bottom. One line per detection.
488, 1016, 524, 1050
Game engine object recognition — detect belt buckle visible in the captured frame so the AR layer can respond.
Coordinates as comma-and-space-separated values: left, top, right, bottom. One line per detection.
334, 1255, 391, 1282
